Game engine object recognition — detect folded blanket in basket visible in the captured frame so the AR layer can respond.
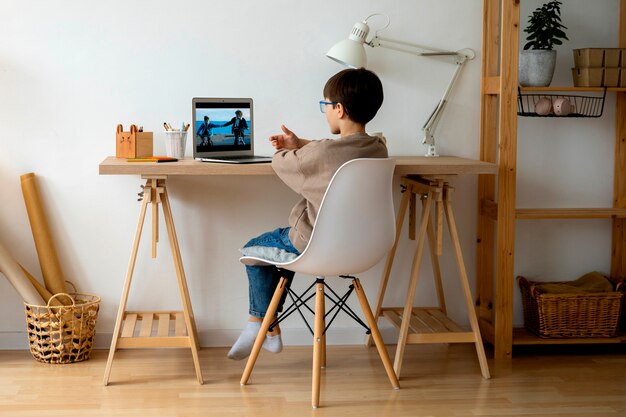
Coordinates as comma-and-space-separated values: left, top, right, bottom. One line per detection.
535, 271, 615, 294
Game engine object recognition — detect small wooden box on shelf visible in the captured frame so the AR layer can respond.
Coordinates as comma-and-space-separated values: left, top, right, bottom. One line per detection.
573, 48, 623, 67
572, 48, 626, 87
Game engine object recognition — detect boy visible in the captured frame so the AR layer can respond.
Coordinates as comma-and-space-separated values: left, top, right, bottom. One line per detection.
196, 115, 221, 147
228, 67, 387, 360
222, 110, 249, 146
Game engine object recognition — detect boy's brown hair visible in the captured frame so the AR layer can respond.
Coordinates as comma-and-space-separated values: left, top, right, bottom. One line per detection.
323, 68, 384, 125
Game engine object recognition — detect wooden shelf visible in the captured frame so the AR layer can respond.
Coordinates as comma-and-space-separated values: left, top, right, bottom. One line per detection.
513, 328, 626, 345
516, 208, 626, 219
382, 307, 477, 344
477, 1, 626, 360
117, 311, 190, 349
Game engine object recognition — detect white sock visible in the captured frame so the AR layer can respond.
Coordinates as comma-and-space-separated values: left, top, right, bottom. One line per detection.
262, 333, 283, 354
227, 321, 262, 360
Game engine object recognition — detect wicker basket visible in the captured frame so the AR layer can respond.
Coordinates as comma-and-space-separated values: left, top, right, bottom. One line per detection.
617, 281, 626, 330
24, 289, 100, 364
518, 276, 622, 338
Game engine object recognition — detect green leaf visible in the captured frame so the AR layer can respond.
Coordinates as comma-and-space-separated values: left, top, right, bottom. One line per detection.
523, 0, 567, 50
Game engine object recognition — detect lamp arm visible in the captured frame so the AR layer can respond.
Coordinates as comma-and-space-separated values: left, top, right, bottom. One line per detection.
370, 35, 472, 60
369, 35, 471, 157
421, 58, 467, 156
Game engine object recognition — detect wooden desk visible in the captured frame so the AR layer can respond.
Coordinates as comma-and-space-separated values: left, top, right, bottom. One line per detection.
99, 156, 497, 176
99, 156, 496, 384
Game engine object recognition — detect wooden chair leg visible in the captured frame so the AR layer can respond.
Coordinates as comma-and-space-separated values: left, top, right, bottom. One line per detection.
353, 278, 400, 389
312, 279, 325, 408
321, 315, 327, 369
240, 276, 288, 386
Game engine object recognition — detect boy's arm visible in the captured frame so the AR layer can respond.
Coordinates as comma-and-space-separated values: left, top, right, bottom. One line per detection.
296, 138, 311, 147
269, 124, 311, 150
272, 148, 305, 193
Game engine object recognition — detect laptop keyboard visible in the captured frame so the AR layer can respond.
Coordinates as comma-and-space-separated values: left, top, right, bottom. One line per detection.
197, 155, 272, 163
216, 155, 259, 160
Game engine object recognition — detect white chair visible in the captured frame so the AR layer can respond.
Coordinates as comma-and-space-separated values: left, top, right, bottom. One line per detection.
239, 158, 400, 408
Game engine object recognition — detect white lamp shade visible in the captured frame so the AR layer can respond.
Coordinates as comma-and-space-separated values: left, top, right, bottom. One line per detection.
326, 39, 367, 68
326, 21, 370, 68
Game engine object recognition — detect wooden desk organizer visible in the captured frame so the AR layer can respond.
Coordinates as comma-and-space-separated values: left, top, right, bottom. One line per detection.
116, 124, 153, 158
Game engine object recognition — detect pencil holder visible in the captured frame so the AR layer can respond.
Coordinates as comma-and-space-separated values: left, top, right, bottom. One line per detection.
116, 124, 153, 158
164, 130, 187, 158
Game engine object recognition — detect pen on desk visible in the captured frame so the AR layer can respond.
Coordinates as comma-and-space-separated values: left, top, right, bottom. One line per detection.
128, 158, 157, 162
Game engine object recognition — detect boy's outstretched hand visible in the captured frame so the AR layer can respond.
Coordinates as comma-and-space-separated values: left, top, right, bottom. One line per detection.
269, 125, 300, 150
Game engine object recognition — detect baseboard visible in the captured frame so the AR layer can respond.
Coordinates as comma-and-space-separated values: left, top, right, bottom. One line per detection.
0, 332, 29, 350
0, 327, 399, 351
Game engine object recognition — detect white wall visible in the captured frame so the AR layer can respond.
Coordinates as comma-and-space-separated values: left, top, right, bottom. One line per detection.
0, 0, 617, 349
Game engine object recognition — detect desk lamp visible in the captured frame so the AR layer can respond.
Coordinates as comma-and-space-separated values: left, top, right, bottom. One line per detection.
326, 14, 474, 157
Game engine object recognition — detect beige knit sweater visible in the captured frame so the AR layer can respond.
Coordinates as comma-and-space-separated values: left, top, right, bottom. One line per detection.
272, 133, 388, 252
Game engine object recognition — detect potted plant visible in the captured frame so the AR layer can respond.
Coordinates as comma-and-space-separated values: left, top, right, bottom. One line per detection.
519, 0, 568, 87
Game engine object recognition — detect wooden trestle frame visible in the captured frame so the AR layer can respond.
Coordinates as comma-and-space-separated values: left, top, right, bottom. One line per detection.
103, 176, 203, 385
370, 176, 490, 379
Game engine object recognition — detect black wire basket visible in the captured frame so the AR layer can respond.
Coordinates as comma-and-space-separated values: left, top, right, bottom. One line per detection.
517, 87, 607, 118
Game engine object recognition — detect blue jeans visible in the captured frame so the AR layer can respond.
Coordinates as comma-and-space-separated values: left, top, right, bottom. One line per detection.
243, 227, 301, 318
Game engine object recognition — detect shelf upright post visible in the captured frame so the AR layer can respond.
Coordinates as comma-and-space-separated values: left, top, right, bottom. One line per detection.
477, 0, 520, 361
612, 0, 626, 278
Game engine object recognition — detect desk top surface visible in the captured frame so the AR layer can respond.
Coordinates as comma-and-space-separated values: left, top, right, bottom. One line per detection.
99, 156, 497, 176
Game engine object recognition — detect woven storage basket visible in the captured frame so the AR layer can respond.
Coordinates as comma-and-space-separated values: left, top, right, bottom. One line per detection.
24, 287, 100, 364
518, 276, 622, 338
617, 281, 626, 330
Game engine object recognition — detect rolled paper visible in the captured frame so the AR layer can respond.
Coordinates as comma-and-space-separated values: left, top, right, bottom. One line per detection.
20, 173, 68, 296
0, 240, 44, 305
19, 264, 63, 306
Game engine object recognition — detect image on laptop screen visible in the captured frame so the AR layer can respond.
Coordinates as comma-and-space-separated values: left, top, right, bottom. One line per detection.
193, 98, 253, 155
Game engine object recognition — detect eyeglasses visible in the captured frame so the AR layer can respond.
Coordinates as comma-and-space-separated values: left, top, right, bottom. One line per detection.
319, 100, 338, 113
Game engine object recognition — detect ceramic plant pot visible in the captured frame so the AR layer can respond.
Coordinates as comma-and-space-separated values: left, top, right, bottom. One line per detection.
519, 50, 557, 87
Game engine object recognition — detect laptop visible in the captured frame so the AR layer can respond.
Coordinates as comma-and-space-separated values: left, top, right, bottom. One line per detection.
192, 97, 273, 164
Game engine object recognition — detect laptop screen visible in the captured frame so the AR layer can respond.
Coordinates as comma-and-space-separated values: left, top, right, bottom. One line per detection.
192, 98, 254, 158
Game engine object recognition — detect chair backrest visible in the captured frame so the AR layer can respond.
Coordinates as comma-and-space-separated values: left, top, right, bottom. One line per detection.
286, 158, 396, 276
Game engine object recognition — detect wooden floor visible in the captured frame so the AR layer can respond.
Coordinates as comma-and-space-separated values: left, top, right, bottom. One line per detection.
1, 344, 625, 416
